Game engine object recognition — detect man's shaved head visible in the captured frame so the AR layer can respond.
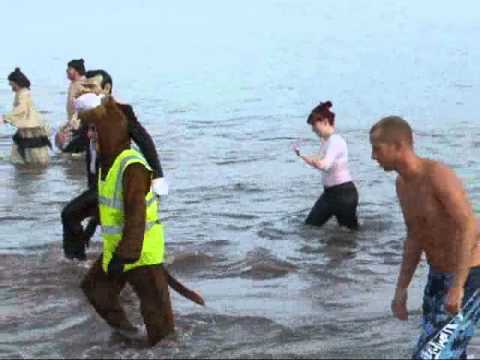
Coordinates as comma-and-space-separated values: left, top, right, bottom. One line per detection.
370, 116, 413, 147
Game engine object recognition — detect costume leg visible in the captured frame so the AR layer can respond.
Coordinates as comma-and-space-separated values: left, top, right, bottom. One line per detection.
61, 189, 98, 260
127, 265, 175, 346
80, 257, 134, 331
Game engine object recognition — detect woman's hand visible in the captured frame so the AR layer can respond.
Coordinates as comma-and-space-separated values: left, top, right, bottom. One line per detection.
0, 115, 4, 124
293, 146, 301, 157
296, 152, 324, 169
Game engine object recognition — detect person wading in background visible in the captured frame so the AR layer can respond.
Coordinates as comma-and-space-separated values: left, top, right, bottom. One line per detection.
55, 58, 88, 153
0, 67, 51, 166
294, 101, 359, 230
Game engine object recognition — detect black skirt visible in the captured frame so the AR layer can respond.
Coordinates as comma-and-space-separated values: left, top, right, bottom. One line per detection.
12, 127, 51, 165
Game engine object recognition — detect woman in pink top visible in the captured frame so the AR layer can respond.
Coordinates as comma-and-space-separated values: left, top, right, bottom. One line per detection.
294, 101, 359, 230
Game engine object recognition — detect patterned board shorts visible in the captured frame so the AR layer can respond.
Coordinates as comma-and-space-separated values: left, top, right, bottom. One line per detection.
413, 266, 480, 359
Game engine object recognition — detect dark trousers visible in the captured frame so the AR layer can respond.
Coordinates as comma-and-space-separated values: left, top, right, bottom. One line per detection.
62, 128, 89, 154
81, 258, 175, 346
305, 181, 359, 230
61, 188, 98, 260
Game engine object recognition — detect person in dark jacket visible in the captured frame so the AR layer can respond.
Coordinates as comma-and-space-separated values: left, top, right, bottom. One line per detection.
61, 69, 168, 260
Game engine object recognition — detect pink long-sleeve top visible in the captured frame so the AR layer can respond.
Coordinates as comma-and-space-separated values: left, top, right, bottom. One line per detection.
318, 133, 352, 188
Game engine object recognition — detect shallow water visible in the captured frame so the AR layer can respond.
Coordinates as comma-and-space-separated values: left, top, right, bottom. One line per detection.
0, 0, 480, 358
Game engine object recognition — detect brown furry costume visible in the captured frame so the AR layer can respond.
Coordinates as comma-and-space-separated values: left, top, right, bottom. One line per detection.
78, 97, 203, 346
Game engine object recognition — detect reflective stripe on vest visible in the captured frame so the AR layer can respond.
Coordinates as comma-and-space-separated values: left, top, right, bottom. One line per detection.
101, 219, 160, 236
98, 194, 157, 210
98, 148, 165, 273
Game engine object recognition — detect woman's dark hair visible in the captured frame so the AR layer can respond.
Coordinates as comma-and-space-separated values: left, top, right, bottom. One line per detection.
67, 58, 86, 76
85, 69, 113, 92
307, 100, 335, 126
8, 68, 31, 89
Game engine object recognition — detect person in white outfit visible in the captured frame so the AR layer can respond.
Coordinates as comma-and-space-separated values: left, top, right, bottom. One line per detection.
0, 68, 51, 166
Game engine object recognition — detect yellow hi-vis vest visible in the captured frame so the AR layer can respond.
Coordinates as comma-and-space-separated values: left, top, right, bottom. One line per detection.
98, 148, 165, 273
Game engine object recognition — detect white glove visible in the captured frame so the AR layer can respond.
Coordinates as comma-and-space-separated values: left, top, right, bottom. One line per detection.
152, 177, 169, 196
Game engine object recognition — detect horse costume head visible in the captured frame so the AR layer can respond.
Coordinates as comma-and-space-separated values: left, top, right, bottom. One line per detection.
77, 95, 130, 168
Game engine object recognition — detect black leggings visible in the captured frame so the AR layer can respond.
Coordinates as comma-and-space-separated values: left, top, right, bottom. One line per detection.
305, 181, 359, 230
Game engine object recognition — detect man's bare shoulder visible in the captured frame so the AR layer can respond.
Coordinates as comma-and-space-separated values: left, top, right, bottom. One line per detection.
425, 159, 460, 189
425, 158, 451, 172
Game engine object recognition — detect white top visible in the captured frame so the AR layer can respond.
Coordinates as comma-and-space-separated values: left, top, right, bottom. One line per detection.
3, 89, 46, 129
89, 141, 97, 175
318, 133, 352, 188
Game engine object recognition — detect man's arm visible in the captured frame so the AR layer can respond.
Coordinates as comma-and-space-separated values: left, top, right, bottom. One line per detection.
120, 104, 164, 178
392, 177, 424, 320
395, 234, 423, 290
431, 164, 477, 311
114, 163, 150, 263
67, 81, 84, 121
66, 83, 75, 120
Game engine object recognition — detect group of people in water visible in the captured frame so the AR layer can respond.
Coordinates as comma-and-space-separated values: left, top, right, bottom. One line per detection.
1, 58, 479, 358
1, 60, 183, 346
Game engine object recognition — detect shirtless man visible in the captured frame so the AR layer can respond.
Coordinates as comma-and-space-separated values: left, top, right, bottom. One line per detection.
369, 116, 480, 359
56, 59, 88, 153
